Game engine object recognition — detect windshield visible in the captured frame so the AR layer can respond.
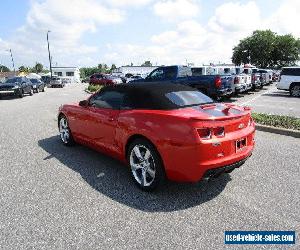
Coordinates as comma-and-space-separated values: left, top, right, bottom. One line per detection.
5, 77, 22, 84
165, 91, 213, 107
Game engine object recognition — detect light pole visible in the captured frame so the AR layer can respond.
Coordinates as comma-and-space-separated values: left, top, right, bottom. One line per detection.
47, 30, 53, 78
6, 49, 15, 74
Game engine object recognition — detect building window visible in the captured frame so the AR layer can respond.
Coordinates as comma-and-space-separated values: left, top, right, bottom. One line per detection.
66, 72, 74, 76
54, 72, 63, 76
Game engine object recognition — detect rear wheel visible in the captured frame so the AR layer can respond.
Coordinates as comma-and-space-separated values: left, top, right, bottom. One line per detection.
58, 115, 75, 146
290, 84, 300, 97
127, 138, 165, 191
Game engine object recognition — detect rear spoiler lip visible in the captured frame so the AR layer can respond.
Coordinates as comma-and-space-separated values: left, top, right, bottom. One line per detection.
189, 114, 247, 122
188, 103, 252, 121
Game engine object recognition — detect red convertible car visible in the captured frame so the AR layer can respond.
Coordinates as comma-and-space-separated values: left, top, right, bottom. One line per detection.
58, 83, 255, 191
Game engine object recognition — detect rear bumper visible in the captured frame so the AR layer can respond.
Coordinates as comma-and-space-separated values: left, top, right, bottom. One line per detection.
203, 154, 251, 179
162, 125, 255, 182
235, 84, 247, 93
216, 88, 233, 97
253, 81, 261, 87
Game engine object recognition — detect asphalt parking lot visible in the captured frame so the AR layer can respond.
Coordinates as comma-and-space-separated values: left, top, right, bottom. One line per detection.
232, 83, 300, 118
0, 84, 299, 249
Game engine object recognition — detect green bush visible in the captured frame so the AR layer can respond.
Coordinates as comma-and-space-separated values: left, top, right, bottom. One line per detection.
87, 84, 103, 93
252, 112, 300, 130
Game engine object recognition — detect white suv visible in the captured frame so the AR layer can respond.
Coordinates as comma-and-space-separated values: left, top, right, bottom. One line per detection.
277, 67, 300, 97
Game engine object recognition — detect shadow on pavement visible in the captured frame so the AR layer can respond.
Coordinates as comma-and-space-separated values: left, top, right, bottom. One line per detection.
262, 91, 291, 98
38, 136, 231, 212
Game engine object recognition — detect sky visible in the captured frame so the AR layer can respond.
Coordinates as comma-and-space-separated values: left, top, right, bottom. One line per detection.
0, 0, 299, 69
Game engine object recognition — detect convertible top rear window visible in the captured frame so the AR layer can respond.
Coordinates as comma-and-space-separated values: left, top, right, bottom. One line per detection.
165, 91, 213, 107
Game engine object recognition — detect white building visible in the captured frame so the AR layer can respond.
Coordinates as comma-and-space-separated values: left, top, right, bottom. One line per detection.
52, 67, 81, 83
112, 66, 158, 78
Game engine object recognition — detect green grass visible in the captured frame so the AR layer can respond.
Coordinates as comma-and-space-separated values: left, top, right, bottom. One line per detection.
252, 112, 300, 131
86, 84, 103, 93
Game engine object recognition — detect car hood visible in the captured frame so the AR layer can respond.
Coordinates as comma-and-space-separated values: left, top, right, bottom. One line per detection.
0, 83, 19, 88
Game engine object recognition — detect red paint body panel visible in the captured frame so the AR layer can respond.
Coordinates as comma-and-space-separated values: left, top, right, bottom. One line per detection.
59, 99, 255, 182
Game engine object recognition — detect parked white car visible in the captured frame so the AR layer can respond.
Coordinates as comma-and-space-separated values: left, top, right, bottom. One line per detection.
277, 67, 300, 97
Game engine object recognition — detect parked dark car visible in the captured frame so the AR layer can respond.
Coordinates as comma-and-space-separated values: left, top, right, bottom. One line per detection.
41, 75, 51, 86
29, 78, 46, 93
0, 77, 33, 98
130, 66, 233, 100
50, 77, 65, 88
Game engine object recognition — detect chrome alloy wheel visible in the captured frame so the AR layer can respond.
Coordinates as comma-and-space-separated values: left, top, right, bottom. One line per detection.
59, 117, 70, 144
291, 85, 300, 97
130, 145, 156, 187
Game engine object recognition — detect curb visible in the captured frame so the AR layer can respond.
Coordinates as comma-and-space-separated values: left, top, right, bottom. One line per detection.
256, 124, 300, 138
84, 90, 94, 94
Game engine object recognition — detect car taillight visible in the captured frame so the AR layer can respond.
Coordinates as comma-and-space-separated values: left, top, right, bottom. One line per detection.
234, 77, 239, 84
214, 76, 222, 88
213, 127, 225, 137
197, 127, 225, 139
197, 128, 211, 139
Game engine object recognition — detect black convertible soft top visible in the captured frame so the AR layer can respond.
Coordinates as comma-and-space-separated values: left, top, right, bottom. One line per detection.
100, 83, 200, 110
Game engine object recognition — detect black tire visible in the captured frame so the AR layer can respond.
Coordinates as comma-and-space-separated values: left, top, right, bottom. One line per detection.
290, 84, 300, 97
58, 115, 75, 146
19, 90, 24, 98
127, 138, 165, 191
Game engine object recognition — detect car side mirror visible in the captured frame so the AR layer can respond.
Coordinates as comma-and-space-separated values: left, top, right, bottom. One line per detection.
79, 100, 88, 107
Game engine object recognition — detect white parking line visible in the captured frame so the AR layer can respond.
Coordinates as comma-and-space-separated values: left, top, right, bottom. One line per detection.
240, 88, 275, 106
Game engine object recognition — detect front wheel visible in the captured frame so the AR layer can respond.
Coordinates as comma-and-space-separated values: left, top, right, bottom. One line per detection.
58, 115, 75, 146
19, 90, 24, 98
127, 138, 165, 191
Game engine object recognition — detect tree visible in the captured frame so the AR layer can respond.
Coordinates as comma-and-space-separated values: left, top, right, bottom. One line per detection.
272, 34, 300, 68
34, 62, 43, 73
232, 30, 300, 68
19, 66, 30, 73
103, 64, 109, 73
0, 65, 10, 72
110, 64, 117, 72
80, 67, 98, 78
141, 60, 152, 67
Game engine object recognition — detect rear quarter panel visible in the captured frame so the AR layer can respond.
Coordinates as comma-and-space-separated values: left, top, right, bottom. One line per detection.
116, 110, 199, 175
